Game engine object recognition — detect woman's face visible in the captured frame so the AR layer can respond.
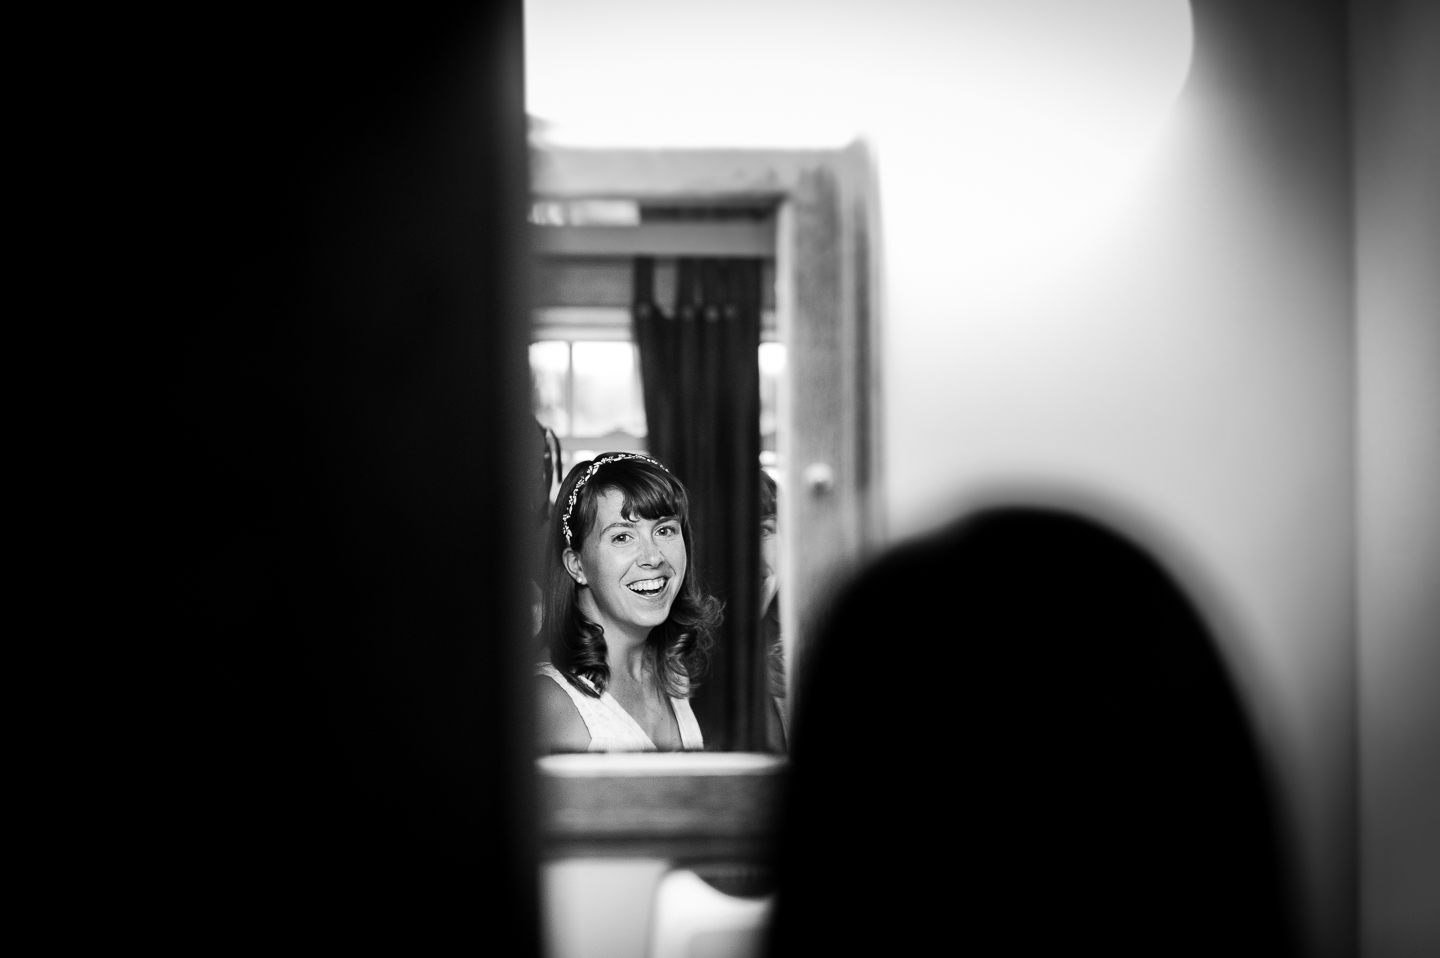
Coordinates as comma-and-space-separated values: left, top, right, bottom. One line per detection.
565, 487, 687, 640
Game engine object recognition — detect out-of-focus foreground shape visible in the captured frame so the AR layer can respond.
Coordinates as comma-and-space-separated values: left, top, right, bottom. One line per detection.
771, 509, 1294, 958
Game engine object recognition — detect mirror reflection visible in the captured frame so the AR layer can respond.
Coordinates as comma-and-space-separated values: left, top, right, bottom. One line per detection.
529, 191, 788, 755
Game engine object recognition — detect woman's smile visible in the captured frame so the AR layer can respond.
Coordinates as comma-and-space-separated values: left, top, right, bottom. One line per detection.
626, 576, 669, 597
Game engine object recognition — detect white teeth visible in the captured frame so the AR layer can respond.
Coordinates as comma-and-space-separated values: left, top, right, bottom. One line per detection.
627, 578, 666, 593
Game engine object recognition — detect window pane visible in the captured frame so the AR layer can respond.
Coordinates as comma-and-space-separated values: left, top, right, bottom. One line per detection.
759, 342, 786, 452
530, 341, 570, 436
571, 341, 647, 439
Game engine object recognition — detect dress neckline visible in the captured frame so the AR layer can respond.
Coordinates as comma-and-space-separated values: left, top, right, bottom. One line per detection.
577, 672, 684, 751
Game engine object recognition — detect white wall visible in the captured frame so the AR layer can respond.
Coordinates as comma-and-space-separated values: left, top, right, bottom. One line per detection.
1353, 3, 1440, 956
526, 3, 1381, 955
881, 6, 1357, 954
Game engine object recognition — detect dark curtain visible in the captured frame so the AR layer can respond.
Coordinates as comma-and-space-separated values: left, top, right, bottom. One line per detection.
633, 257, 764, 751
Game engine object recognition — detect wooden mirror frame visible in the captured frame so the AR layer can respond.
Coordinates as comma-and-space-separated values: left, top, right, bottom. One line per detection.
531, 143, 884, 857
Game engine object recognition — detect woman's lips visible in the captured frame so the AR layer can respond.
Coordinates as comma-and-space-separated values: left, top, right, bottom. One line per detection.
626, 577, 668, 596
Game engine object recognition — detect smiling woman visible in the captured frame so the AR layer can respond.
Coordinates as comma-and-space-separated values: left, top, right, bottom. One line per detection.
536, 454, 723, 752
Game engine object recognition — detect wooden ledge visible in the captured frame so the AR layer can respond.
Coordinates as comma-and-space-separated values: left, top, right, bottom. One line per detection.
532, 222, 775, 257
538, 753, 787, 861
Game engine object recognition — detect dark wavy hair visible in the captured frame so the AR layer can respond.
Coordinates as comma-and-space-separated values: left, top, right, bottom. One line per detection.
542, 453, 722, 699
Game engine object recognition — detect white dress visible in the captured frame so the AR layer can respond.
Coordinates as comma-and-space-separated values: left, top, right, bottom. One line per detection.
537, 662, 705, 752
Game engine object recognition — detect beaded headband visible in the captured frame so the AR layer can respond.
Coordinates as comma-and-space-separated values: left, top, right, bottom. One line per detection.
560, 453, 670, 548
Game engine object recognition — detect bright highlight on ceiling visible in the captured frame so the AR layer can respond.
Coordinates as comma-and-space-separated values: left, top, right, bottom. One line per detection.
526, 0, 1194, 296
526, 0, 1192, 148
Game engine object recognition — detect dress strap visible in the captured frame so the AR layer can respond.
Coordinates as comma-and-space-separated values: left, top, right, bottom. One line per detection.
671, 696, 705, 751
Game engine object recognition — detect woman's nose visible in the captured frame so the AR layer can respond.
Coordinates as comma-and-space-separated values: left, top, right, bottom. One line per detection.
638, 536, 664, 566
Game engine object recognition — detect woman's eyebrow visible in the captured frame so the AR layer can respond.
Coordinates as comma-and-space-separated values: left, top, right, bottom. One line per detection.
600, 519, 637, 533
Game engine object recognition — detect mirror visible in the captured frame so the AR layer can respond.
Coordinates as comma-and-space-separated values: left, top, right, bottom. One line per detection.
526, 143, 881, 760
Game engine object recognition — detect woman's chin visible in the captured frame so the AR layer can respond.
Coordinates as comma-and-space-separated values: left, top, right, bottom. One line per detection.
632, 597, 676, 629
646, 603, 677, 627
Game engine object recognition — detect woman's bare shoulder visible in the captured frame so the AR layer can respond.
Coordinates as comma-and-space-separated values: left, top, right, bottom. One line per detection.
535, 674, 592, 753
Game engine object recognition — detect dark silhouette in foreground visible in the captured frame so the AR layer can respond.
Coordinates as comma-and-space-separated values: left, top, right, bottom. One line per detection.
769, 508, 1295, 957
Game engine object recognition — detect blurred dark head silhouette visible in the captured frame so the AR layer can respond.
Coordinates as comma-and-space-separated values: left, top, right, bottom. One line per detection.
769, 507, 1295, 957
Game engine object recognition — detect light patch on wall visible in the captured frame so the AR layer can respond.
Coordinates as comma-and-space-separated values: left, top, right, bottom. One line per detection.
526, 0, 1193, 295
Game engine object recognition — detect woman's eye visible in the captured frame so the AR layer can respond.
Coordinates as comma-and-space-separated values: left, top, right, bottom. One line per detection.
611, 533, 632, 544
656, 524, 678, 537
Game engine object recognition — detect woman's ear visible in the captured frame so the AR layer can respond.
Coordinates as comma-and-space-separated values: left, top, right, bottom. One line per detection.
562, 548, 587, 586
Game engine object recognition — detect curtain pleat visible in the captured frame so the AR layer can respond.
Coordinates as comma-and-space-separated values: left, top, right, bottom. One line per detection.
634, 257, 763, 751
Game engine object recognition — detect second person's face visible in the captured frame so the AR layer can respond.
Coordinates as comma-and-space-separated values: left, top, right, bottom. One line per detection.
567, 487, 687, 641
